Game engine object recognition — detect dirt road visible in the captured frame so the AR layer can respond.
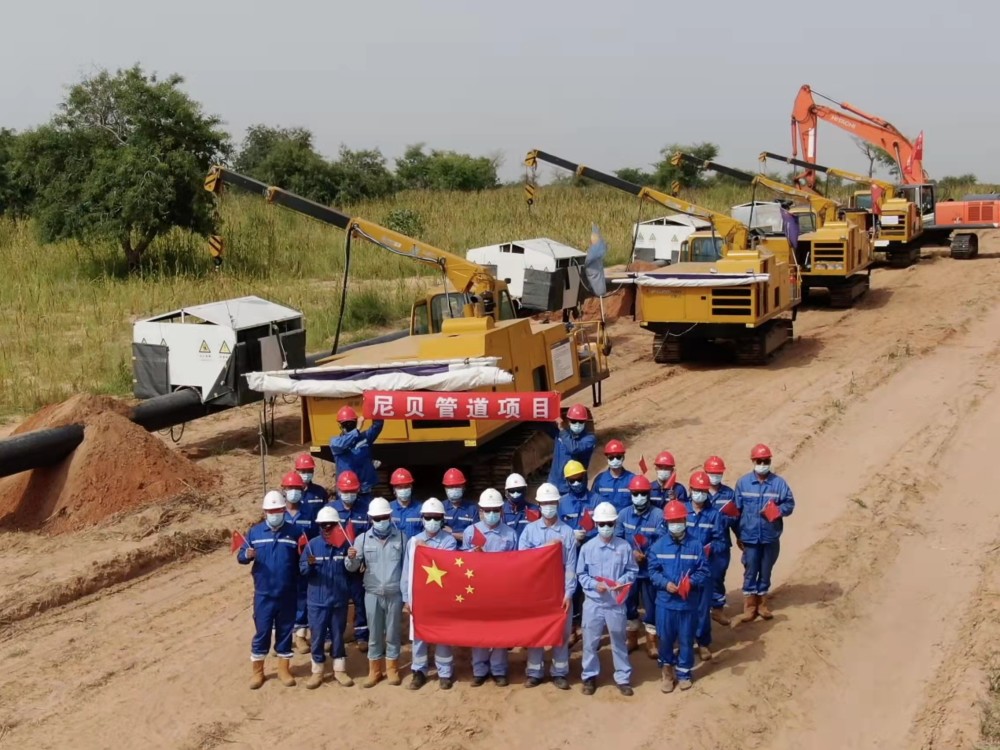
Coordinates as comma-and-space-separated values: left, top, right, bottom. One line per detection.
2, 242, 1000, 749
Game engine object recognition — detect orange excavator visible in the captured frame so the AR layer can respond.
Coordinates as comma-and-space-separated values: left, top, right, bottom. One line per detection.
790, 84, 998, 259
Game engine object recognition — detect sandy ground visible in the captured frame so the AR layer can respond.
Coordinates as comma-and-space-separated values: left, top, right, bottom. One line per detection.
3, 238, 1000, 749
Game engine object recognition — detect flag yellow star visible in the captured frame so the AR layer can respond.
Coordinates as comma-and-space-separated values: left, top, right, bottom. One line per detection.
454, 557, 464, 567
422, 559, 448, 588
455, 594, 465, 603
465, 585, 475, 594
465, 568, 475, 579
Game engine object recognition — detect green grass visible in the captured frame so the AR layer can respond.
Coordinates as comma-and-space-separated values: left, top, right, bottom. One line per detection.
0, 177, 996, 416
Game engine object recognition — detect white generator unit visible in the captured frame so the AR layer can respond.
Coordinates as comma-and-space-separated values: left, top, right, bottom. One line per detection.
631, 214, 710, 265
465, 237, 592, 313
131, 295, 306, 406
731, 201, 787, 235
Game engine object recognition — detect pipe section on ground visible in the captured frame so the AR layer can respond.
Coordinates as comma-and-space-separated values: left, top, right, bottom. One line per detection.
0, 424, 85, 479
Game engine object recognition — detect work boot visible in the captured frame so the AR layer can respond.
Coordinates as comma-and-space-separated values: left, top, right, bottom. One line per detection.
626, 630, 639, 653
276, 658, 296, 687
732, 594, 759, 627
471, 675, 488, 687
408, 670, 427, 690
439, 677, 454, 690
333, 658, 354, 687
357, 640, 369, 654
306, 661, 326, 690
362, 659, 383, 688
582, 679, 596, 696
385, 658, 402, 686
294, 633, 311, 655
645, 633, 659, 660
250, 660, 266, 690
678, 675, 693, 691
758, 594, 774, 620
494, 674, 509, 687
696, 644, 713, 662
660, 665, 676, 694
552, 676, 571, 690
711, 607, 731, 626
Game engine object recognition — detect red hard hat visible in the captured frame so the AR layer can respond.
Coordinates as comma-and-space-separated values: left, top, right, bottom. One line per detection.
281, 470, 306, 489
628, 475, 652, 492
689, 471, 711, 491
442, 467, 466, 487
566, 404, 590, 421
336, 471, 361, 492
294, 454, 316, 471
337, 405, 358, 423
390, 467, 414, 486
664, 499, 688, 522
654, 451, 676, 468
604, 439, 626, 456
750, 443, 773, 460
703, 455, 726, 473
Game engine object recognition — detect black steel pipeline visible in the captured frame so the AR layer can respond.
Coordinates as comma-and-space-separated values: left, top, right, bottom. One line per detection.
0, 424, 85, 478
128, 388, 216, 432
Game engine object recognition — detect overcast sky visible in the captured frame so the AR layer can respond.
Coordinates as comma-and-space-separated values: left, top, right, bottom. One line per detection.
4, 0, 998, 183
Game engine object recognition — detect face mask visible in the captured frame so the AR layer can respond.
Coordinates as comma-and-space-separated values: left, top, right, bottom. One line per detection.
372, 519, 391, 534
608, 457, 624, 470
540, 504, 558, 520
298, 472, 313, 485
423, 518, 442, 534
631, 493, 649, 509
507, 489, 525, 503
285, 489, 303, 504
569, 422, 585, 435
340, 493, 357, 507
667, 522, 686, 537
568, 480, 586, 494
394, 487, 412, 505
754, 463, 771, 476
708, 473, 723, 486
265, 513, 284, 529
598, 525, 615, 540
656, 469, 673, 482
691, 490, 708, 506
445, 488, 463, 502
484, 511, 501, 527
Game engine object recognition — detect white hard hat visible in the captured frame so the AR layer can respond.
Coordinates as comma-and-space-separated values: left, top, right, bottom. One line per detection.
505, 473, 527, 490
420, 497, 446, 515
593, 501, 618, 524
262, 490, 285, 511
479, 488, 504, 509
367, 497, 392, 517
316, 506, 340, 524
535, 482, 561, 504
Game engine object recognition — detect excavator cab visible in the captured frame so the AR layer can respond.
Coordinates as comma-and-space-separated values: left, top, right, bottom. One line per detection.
679, 235, 725, 263
896, 183, 937, 220
411, 288, 518, 335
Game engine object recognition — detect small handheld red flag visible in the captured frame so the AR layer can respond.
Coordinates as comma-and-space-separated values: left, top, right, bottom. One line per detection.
525, 506, 541, 522
638, 454, 648, 475
328, 525, 348, 549
471, 525, 487, 549
343, 520, 356, 544
677, 572, 692, 600
580, 508, 595, 532
595, 576, 632, 605
720, 499, 739, 518
763, 500, 782, 523
704, 543, 712, 558
633, 533, 648, 549
298, 532, 309, 554
230, 530, 247, 554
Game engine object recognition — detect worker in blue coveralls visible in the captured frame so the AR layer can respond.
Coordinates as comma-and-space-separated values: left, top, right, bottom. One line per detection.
542, 403, 597, 494
329, 405, 383, 495
590, 439, 636, 512
441, 467, 478, 544
704, 455, 738, 625
238, 490, 300, 690
464, 489, 518, 687
559, 459, 600, 643
649, 450, 689, 508
293, 453, 329, 522
389, 467, 423, 539
615, 474, 664, 658
647, 499, 711, 693
732, 443, 795, 625
501, 473, 539, 542
684, 471, 727, 662
577, 501, 639, 696
281, 470, 317, 655
331, 470, 370, 653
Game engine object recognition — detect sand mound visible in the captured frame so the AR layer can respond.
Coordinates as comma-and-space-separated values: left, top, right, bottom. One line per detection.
0, 394, 216, 534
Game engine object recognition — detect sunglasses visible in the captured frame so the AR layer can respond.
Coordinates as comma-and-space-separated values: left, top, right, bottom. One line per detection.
370, 515, 391, 522
755, 459, 772, 465
596, 521, 615, 528
422, 515, 444, 522
606, 454, 624, 461
319, 523, 336, 531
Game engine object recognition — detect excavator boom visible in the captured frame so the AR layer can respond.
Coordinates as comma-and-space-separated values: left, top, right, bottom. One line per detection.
204, 166, 496, 300
523, 149, 749, 252
791, 84, 926, 187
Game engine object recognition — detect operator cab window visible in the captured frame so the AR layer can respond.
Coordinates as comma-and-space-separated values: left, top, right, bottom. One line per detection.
412, 301, 430, 335
853, 193, 873, 211
683, 236, 725, 263
430, 292, 466, 333
498, 290, 517, 320
796, 213, 817, 233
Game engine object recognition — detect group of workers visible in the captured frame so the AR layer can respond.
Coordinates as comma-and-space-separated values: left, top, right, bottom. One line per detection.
237, 404, 795, 695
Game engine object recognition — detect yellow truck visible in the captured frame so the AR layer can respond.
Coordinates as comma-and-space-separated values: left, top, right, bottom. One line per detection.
204, 166, 610, 494
672, 153, 874, 307
523, 150, 801, 365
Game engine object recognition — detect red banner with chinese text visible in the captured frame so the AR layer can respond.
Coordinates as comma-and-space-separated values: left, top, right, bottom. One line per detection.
361, 391, 560, 421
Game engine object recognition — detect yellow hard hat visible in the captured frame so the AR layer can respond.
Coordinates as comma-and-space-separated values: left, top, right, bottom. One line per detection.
563, 460, 587, 479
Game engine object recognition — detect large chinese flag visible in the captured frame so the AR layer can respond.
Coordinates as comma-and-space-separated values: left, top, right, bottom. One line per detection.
412, 544, 566, 648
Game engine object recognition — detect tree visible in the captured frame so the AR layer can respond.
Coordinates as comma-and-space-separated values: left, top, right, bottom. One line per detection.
651, 142, 719, 191
872, 146, 900, 178
234, 124, 341, 204
0, 129, 33, 216
395, 144, 499, 191
234, 124, 314, 174
853, 138, 879, 177
333, 147, 396, 203
18, 65, 230, 272
615, 167, 654, 185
